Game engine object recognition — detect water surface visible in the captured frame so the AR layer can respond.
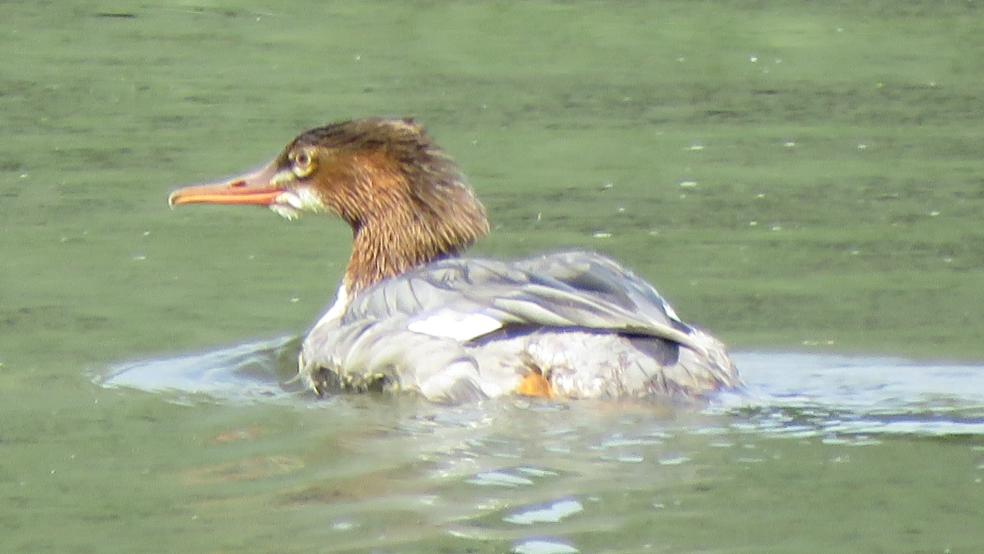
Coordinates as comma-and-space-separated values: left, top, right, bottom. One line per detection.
3, 1, 983, 552
93, 342, 984, 552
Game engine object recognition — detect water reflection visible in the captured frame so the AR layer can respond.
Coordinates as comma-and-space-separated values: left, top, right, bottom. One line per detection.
98, 341, 984, 438
100, 335, 306, 403
719, 352, 984, 437
95, 342, 984, 551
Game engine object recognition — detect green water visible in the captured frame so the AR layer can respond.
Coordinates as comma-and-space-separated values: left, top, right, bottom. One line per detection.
2, 1, 983, 552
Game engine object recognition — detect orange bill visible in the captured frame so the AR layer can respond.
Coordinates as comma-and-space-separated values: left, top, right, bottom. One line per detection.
168, 162, 283, 207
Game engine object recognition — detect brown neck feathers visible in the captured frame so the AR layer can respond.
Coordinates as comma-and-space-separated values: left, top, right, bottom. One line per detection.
298, 120, 489, 292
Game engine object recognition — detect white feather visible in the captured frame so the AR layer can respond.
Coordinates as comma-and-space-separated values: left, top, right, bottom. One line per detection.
269, 204, 299, 220
315, 285, 350, 327
408, 310, 502, 341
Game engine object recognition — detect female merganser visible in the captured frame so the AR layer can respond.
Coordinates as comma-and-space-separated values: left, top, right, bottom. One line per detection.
168, 118, 740, 403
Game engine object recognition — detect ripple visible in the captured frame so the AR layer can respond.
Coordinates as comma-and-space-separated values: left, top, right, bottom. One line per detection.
516, 466, 559, 477
99, 341, 984, 443
330, 520, 356, 531
715, 352, 984, 438
513, 539, 580, 554
95, 335, 302, 404
467, 470, 535, 488
504, 499, 584, 525
658, 455, 692, 466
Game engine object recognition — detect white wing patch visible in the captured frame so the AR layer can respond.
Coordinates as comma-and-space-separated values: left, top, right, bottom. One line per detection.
408, 310, 502, 341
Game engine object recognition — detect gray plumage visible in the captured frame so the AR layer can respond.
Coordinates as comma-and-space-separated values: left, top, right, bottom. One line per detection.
168, 118, 740, 404
299, 251, 740, 403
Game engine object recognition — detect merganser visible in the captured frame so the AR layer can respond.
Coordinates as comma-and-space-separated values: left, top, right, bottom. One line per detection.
168, 118, 740, 403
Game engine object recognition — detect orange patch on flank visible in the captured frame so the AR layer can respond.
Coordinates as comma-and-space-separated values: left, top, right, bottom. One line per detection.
516, 371, 552, 398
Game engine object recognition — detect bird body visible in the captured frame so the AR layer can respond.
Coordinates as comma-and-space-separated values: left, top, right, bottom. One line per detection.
169, 118, 740, 402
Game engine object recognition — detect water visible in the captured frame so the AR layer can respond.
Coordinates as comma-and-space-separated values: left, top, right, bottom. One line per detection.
102, 339, 984, 441
4, 1, 984, 552
91, 342, 984, 552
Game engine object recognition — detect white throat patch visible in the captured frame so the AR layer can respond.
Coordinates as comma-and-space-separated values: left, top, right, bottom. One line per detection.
270, 186, 325, 220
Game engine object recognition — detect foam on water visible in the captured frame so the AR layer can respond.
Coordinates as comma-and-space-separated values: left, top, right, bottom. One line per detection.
97, 341, 984, 436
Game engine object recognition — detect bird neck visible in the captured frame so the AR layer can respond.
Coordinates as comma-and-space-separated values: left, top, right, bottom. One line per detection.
342, 191, 489, 294
344, 220, 438, 292
321, 149, 489, 294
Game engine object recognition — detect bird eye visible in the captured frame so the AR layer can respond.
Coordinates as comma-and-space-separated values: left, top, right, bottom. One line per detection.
291, 149, 316, 178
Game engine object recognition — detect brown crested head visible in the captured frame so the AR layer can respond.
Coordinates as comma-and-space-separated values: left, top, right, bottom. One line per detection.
169, 118, 490, 292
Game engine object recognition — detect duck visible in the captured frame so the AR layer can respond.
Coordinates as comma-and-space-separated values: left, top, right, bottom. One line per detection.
168, 118, 740, 403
